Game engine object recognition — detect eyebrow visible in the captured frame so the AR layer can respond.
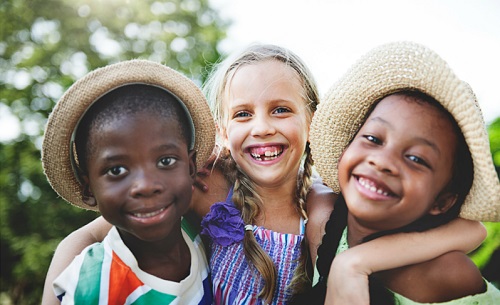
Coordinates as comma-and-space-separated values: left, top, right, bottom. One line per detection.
99, 143, 183, 161
369, 116, 441, 155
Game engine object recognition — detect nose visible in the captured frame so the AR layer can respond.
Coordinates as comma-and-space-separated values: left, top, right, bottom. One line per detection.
129, 169, 164, 198
367, 148, 399, 176
250, 112, 276, 137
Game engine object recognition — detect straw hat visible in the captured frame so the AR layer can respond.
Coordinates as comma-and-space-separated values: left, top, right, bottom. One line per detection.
310, 41, 500, 222
42, 59, 216, 211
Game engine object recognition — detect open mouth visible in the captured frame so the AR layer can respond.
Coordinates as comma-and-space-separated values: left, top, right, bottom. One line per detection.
357, 176, 393, 197
248, 145, 284, 161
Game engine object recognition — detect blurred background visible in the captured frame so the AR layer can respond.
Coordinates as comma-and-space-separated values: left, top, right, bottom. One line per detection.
0, 0, 498, 304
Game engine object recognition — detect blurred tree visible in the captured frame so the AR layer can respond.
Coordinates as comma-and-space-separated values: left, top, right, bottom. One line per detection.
0, 0, 227, 304
469, 118, 500, 288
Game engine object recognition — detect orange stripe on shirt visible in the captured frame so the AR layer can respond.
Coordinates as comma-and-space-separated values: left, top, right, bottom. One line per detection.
108, 251, 144, 304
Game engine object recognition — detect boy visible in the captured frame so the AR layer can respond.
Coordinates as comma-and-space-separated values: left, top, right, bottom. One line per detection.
42, 60, 215, 304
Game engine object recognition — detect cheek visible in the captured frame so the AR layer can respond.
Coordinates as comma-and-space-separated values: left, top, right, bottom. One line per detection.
337, 148, 356, 185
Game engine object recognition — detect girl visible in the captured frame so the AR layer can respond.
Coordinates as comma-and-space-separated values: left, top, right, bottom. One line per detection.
42, 44, 486, 305
307, 41, 500, 304
193, 44, 486, 304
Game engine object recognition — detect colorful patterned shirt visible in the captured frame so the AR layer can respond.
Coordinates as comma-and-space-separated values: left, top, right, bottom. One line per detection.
53, 219, 212, 305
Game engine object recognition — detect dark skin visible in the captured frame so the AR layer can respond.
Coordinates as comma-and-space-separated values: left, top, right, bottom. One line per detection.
81, 113, 196, 282
331, 96, 486, 302
304, 178, 487, 303
377, 251, 485, 302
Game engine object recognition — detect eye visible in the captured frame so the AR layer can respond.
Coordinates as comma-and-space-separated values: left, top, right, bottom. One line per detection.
407, 155, 430, 168
273, 107, 291, 114
363, 135, 382, 145
158, 157, 176, 168
233, 111, 251, 118
106, 166, 127, 177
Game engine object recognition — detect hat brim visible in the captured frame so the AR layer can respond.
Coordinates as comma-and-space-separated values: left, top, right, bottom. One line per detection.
310, 41, 500, 221
42, 60, 216, 211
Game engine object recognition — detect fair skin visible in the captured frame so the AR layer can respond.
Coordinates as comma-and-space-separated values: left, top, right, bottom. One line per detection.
81, 111, 195, 281
41, 62, 486, 305
222, 60, 309, 233
326, 95, 485, 303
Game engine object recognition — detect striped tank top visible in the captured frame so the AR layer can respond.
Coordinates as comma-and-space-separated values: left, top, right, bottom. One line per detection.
203, 188, 305, 305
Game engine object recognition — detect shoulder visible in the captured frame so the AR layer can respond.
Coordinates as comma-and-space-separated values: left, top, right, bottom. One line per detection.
381, 251, 485, 303
307, 182, 337, 222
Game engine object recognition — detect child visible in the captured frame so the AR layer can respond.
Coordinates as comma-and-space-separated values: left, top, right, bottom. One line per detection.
307, 41, 500, 304
195, 43, 487, 304
41, 45, 486, 305
41, 60, 215, 304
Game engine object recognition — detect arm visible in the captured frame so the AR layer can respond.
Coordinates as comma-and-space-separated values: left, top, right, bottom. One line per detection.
41, 216, 112, 305
325, 219, 486, 305
305, 182, 337, 266
190, 160, 230, 221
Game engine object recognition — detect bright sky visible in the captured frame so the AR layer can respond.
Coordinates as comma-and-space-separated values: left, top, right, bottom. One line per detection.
210, 0, 500, 125
1, 0, 499, 142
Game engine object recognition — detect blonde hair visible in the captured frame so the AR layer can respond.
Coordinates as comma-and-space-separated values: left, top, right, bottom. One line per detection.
203, 44, 319, 301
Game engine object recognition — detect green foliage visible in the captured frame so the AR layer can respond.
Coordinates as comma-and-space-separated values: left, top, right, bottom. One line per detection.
488, 118, 500, 176
468, 119, 500, 288
470, 222, 500, 268
0, 0, 227, 304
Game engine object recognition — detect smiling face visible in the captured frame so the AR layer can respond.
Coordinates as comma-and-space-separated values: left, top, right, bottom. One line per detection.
83, 111, 195, 243
221, 59, 311, 189
338, 93, 459, 233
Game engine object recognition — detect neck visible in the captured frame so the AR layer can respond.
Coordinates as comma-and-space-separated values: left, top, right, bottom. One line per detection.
117, 225, 191, 281
346, 213, 379, 247
253, 179, 301, 234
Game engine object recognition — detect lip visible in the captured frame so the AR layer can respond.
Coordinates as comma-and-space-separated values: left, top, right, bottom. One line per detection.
353, 174, 398, 200
244, 143, 286, 164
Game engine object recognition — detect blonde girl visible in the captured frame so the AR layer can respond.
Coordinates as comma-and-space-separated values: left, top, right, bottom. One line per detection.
199, 44, 318, 303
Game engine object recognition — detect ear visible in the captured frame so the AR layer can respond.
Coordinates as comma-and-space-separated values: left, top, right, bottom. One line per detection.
80, 176, 97, 207
188, 150, 197, 180
216, 123, 230, 149
429, 192, 458, 215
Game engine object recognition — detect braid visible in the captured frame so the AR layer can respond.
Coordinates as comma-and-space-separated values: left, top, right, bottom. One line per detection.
288, 143, 314, 294
296, 143, 313, 221
316, 195, 348, 284
310, 195, 395, 305
229, 158, 278, 303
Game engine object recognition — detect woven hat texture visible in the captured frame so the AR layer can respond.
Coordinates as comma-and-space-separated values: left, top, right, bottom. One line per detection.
42, 59, 216, 210
310, 41, 499, 222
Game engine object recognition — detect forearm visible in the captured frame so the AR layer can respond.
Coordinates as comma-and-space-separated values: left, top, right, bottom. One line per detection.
325, 218, 485, 305
335, 218, 485, 275
41, 216, 112, 305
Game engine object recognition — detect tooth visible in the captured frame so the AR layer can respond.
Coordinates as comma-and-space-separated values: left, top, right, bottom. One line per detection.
134, 208, 164, 218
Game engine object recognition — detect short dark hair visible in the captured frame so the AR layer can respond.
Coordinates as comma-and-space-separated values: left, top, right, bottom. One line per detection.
74, 84, 193, 174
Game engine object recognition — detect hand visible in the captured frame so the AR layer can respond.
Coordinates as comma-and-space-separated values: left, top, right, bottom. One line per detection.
194, 153, 218, 193
325, 251, 370, 305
